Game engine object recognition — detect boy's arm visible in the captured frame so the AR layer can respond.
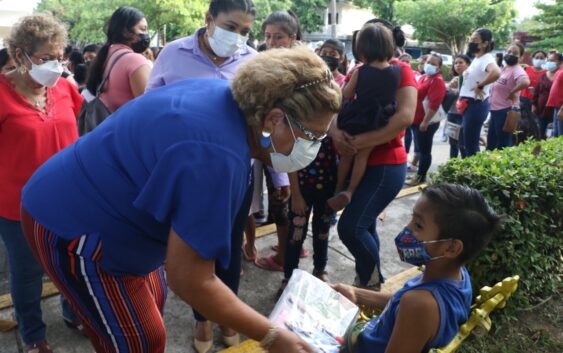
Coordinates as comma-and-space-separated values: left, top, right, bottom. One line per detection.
384, 290, 440, 353
332, 284, 393, 309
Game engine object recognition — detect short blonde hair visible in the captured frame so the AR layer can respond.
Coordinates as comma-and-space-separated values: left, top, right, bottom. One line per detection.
231, 47, 342, 126
6, 13, 67, 65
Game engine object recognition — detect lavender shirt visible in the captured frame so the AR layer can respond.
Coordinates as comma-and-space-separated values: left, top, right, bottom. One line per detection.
146, 28, 289, 187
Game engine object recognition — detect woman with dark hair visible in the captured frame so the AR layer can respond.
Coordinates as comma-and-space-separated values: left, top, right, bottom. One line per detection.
146, 2, 261, 351
262, 10, 301, 49
487, 42, 529, 150
146, 0, 255, 89
86, 6, 151, 113
405, 52, 447, 186
331, 18, 416, 290
319, 38, 346, 85
546, 54, 563, 137
0, 48, 16, 73
521, 50, 547, 110
459, 28, 501, 156
534, 52, 562, 138
446, 54, 471, 158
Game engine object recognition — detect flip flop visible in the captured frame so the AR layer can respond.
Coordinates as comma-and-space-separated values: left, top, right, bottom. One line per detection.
271, 244, 310, 258
241, 244, 257, 262
254, 255, 283, 272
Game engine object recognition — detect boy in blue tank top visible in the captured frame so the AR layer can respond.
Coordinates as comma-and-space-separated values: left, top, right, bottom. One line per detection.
333, 183, 502, 353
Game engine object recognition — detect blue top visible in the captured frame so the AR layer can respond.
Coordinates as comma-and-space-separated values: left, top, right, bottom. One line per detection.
356, 267, 472, 353
22, 79, 251, 276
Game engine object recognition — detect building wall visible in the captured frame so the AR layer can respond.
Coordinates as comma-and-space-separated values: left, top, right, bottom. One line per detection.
304, 1, 374, 42
0, 0, 37, 48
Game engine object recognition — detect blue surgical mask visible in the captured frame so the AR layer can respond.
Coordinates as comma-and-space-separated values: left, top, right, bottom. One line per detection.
394, 227, 451, 265
424, 63, 438, 76
545, 61, 558, 72
533, 59, 546, 68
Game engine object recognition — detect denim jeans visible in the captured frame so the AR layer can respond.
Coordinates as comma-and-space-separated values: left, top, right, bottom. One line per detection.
554, 108, 562, 137
447, 113, 466, 158
337, 164, 407, 286
0, 217, 45, 344
537, 118, 550, 139
403, 126, 420, 156
412, 122, 440, 180
487, 108, 513, 151
284, 185, 334, 280
193, 178, 253, 321
462, 98, 489, 157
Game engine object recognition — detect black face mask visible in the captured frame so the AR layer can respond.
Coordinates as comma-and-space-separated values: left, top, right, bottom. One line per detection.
321, 55, 340, 71
504, 54, 518, 66
467, 42, 481, 55
132, 33, 151, 53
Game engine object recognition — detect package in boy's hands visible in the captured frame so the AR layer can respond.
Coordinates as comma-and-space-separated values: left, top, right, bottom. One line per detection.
269, 269, 359, 353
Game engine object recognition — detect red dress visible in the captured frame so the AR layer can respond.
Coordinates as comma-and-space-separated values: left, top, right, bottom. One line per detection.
0, 74, 83, 220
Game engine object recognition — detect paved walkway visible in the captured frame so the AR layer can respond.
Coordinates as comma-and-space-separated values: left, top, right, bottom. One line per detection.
0, 134, 452, 352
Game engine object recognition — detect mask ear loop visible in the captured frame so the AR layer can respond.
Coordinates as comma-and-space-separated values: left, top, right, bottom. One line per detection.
284, 113, 298, 141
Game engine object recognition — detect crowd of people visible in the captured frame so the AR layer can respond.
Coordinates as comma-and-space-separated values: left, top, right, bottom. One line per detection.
0, 1, 561, 353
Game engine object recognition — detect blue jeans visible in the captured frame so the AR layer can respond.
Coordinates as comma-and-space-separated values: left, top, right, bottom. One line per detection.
403, 126, 420, 156
0, 217, 45, 344
284, 185, 334, 279
193, 179, 253, 321
462, 98, 489, 157
447, 113, 466, 158
487, 108, 513, 150
538, 118, 550, 139
412, 122, 440, 180
554, 108, 562, 137
337, 164, 407, 286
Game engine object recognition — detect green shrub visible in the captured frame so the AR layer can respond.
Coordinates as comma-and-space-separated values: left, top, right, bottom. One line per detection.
431, 138, 563, 314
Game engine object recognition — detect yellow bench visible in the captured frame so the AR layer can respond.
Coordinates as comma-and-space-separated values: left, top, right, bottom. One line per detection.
218, 271, 520, 353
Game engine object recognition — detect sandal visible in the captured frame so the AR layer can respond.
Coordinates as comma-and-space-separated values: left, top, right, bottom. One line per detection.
312, 269, 329, 283
63, 318, 88, 337
254, 255, 283, 272
271, 244, 310, 258
327, 191, 352, 211
26, 341, 53, 353
241, 244, 257, 262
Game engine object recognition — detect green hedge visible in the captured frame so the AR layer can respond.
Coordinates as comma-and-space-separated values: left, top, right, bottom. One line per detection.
431, 138, 563, 313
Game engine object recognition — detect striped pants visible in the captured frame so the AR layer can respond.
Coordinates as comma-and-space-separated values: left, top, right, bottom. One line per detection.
21, 210, 168, 353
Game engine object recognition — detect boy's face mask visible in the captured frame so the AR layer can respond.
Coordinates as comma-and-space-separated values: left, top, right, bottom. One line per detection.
394, 227, 452, 266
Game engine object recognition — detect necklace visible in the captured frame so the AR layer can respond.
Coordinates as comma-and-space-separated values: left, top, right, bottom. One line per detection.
199, 33, 219, 62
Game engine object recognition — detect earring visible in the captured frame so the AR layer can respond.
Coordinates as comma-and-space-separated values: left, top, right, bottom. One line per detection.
18, 66, 27, 74
261, 130, 271, 138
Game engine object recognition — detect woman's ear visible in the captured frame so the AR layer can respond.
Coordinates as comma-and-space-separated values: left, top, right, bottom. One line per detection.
262, 108, 285, 133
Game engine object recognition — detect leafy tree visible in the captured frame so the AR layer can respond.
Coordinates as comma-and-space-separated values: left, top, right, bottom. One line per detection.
291, 0, 329, 34
528, 0, 563, 51
37, 0, 207, 45
352, 0, 396, 22
395, 0, 516, 55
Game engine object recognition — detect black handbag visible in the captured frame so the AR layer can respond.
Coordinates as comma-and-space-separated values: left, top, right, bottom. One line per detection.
77, 51, 130, 136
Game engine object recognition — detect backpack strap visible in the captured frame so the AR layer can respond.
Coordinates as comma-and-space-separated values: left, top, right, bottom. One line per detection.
95, 50, 131, 96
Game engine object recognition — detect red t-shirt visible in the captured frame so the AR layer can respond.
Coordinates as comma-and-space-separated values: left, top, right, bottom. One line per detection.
367, 59, 416, 166
546, 70, 563, 108
521, 66, 546, 101
414, 73, 446, 125
0, 74, 83, 220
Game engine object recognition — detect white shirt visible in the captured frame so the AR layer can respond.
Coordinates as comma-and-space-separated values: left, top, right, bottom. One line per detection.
460, 53, 496, 100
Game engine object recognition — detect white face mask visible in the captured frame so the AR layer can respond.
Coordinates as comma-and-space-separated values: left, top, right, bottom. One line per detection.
208, 21, 248, 58
268, 115, 322, 173
25, 53, 63, 87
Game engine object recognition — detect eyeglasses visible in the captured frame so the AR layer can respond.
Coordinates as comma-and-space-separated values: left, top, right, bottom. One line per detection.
286, 114, 327, 142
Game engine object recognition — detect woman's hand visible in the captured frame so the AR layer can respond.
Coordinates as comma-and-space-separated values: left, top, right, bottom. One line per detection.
449, 76, 459, 89
269, 329, 315, 353
274, 186, 291, 203
473, 85, 485, 100
331, 283, 357, 304
331, 126, 357, 157
291, 193, 308, 216
419, 121, 429, 133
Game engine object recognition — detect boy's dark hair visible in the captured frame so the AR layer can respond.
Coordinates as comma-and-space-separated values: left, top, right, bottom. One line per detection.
356, 23, 394, 63
209, 0, 256, 18
475, 28, 495, 53
422, 183, 502, 264
262, 10, 301, 40
320, 38, 345, 56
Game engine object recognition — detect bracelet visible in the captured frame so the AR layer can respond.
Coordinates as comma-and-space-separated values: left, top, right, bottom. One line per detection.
260, 325, 279, 350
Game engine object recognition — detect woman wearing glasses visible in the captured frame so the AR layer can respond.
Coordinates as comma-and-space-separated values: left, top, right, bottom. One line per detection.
21, 47, 340, 353
0, 13, 83, 353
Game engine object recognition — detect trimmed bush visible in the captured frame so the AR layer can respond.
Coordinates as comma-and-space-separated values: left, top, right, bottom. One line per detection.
431, 138, 563, 313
